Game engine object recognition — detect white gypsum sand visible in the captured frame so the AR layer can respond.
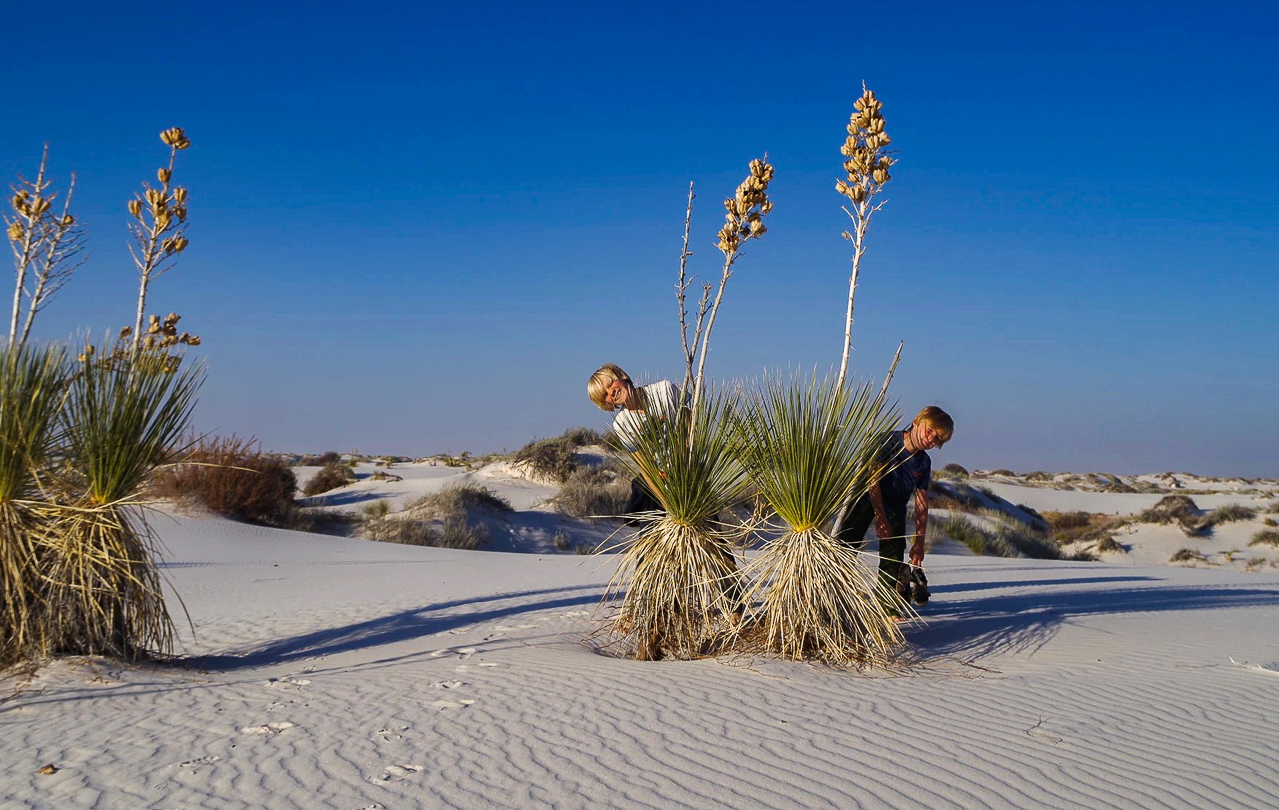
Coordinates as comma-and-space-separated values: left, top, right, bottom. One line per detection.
2, 466, 1278, 809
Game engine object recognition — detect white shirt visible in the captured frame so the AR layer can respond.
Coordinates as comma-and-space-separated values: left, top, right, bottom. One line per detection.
612, 380, 682, 450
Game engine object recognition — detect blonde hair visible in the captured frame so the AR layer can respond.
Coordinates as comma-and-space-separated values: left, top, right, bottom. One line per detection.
913, 405, 954, 446
587, 363, 630, 411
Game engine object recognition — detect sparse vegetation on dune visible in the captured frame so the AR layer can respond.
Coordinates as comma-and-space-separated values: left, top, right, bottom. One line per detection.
1196, 504, 1257, 532
1249, 529, 1279, 548
1171, 548, 1210, 564
154, 434, 297, 525
408, 483, 511, 516
553, 463, 629, 518
514, 427, 604, 484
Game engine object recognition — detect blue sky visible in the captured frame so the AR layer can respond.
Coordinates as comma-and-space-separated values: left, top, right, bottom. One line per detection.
5, 0, 1277, 476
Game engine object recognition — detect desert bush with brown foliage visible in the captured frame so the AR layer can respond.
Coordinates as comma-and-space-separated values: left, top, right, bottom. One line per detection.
154, 435, 296, 524
302, 462, 356, 496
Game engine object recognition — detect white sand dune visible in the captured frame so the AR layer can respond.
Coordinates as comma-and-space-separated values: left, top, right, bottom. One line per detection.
5, 493, 1279, 809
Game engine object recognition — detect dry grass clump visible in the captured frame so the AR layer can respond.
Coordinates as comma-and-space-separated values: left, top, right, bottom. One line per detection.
1263, 517, 1278, 527
941, 513, 1066, 560
1266, 501, 1279, 514
553, 463, 630, 518
1095, 536, 1123, 554
1170, 548, 1209, 564
1197, 503, 1256, 531
1249, 529, 1279, 548
514, 426, 602, 483
364, 485, 507, 551
408, 483, 511, 516
302, 462, 356, 497
937, 463, 968, 479
154, 435, 296, 524
299, 450, 341, 467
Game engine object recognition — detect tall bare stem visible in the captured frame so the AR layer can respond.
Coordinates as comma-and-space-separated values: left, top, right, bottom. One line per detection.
689, 158, 774, 420
835, 84, 895, 388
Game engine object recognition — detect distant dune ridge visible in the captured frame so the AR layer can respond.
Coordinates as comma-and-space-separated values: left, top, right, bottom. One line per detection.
2, 455, 1278, 808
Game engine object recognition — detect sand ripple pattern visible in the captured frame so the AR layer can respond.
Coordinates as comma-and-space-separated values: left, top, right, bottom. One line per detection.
3, 533, 1278, 809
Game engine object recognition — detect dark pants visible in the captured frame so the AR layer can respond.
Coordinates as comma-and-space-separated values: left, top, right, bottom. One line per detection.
834, 497, 907, 616
624, 477, 662, 514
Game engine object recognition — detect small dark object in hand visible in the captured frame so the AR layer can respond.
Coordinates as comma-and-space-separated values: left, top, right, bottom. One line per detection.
895, 563, 930, 606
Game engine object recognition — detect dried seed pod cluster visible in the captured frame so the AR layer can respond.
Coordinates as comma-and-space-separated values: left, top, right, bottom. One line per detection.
717, 158, 775, 255
127, 127, 194, 352
835, 87, 894, 205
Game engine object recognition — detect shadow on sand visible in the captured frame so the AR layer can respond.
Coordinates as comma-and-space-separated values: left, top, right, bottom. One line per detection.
911, 578, 1279, 661
187, 583, 607, 672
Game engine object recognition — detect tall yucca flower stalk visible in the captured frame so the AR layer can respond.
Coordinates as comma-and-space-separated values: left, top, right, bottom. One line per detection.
734, 374, 905, 665
835, 84, 895, 388
605, 388, 748, 661
0, 342, 67, 665
39, 340, 201, 658
128, 127, 192, 358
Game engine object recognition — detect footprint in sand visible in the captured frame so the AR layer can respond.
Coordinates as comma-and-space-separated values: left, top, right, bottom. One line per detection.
477, 662, 500, 668
368, 764, 424, 783
179, 755, 221, 769
241, 721, 294, 735
265, 677, 311, 688
374, 725, 409, 741
429, 698, 475, 711
428, 649, 451, 658
456, 647, 477, 659
432, 680, 465, 689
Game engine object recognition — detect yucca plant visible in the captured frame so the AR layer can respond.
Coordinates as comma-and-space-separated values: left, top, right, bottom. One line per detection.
733, 374, 905, 665
0, 342, 68, 665
37, 340, 201, 659
604, 388, 749, 660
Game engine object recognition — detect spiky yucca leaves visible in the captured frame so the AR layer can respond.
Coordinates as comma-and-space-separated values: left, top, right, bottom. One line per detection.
0, 342, 68, 665
605, 389, 748, 661
38, 342, 201, 659
734, 375, 904, 665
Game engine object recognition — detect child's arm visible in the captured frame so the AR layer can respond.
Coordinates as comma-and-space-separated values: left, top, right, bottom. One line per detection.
910, 487, 928, 566
868, 481, 891, 538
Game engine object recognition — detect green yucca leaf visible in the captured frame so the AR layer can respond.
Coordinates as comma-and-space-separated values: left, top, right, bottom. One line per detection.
63, 342, 203, 505
734, 373, 897, 531
0, 342, 69, 504
612, 386, 747, 525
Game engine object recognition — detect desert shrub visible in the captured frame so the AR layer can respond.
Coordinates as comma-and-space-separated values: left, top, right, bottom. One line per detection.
438, 515, 490, 549
943, 515, 987, 555
154, 435, 297, 524
1264, 517, 1277, 527
941, 514, 1064, 560
1202, 504, 1256, 525
299, 450, 341, 466
1044, 511, 1093, 532
941, 462, 968, 478
553, 531, 573, 551
1025, 470, 1053, 482
601, 429, 626, 453
1137, 495, 1201, 534
554, 464, 630, 518
361, 499, 391, 519
1096, 536, 1123, 554
573, 541, 595, 555
1249, 529, 1279, 548
990, 468, 1016, 476
515, 426, 602, 483
302, 462, 356, 496
364, 512, 489, 550
515, 436, 579, 483
408, 483, 511, 516
1018, 503, 1045, 523
1267, 501, 1279, 514
1171, 548, 1208, 564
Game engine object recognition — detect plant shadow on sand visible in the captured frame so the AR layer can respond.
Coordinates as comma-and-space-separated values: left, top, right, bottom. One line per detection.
186, 584, 606, 672
910, 577, 1279, 662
